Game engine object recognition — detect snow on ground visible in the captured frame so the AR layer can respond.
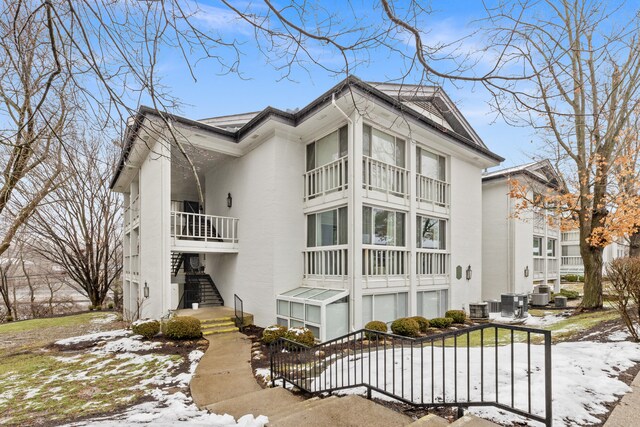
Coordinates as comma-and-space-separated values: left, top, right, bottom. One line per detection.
523, 311, 569, 327
55, 329, 130, 345
90, 313, 118, 324
306, 339, 640, 427
54, 329, 268, 427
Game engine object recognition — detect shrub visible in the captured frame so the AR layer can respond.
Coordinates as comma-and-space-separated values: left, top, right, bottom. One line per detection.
108, 303, 114, 310
262, 325, 287, 345
164, 316, 202, 340
95, 305, 103, 311
284, 327, 316, 347
132, 319, 160, 339
409, 316, 430, 333
565, 274, 579, 282
390, 318, 420, 337
606, 258, 640, 341
445, 310, 467, 324
577, 275, 585, 282
430, 317, 454, 329
6, 315, 13, 322
364, 320, 388, 339
559, 288, 580, 300
88, 305, 95, 311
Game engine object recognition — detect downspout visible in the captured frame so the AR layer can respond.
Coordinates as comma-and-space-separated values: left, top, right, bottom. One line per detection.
332, 93, 357, 332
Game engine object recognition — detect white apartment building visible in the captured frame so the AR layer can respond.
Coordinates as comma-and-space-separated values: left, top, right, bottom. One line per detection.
560, 231, 629, 275
110, 76, 503, 341
481, 161, 562, 298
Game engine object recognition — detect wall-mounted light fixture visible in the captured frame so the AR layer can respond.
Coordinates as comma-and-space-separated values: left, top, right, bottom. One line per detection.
143, 281, 149, 298
466, 265, 472, 281
524, 265, 530, 277
227, 192, 233, 208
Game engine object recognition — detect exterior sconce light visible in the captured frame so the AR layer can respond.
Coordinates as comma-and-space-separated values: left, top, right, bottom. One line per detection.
466, 265, 472, 281
524, 265, 530, 277
143, 281, 149, 299
227, 192, 232, 208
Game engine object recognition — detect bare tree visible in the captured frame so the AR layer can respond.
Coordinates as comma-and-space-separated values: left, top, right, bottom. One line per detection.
484, 0, 640, 309
29, 137, 122, 308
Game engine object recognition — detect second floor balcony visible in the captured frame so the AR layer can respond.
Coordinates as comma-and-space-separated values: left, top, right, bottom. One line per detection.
170, 211, 239, 253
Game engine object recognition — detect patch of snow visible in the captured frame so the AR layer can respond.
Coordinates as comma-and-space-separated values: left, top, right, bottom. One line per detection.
55, 329, 130, 346
312, 340, 640, 427
523, 312, 567, 327
93, 337, 161, 354
608, 330, 630, 342
90, 314, 118, 324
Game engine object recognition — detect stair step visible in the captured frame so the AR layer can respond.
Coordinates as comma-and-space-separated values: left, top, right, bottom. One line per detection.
205, 387, 303, 419
202, 321, 235, 329
269, 395, 411, 427
267, 396, 338, 423
203, 327, 239, 335
200, 317, 235, 325
408, 414, 450, 426
451, 415, 500, 427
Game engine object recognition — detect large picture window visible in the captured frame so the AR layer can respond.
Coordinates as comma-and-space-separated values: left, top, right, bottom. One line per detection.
306, 126, 348, 171
533, 236, 543, 256
362, 292, 408, 324
363, 125, 405, 167
417, 290, 448, 318
363, 206, 405, 246
417, 216, 446, 249
417, 147, 446, 181
307, 207, 347, 247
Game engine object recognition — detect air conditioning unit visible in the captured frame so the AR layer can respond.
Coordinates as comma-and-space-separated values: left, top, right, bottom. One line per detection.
530, 293, 550, 306
555, 295, 568, 308
501, 293, 529, 318
469, 303, 489, 319
486, 300, 501, 313
537, 284, 551, 295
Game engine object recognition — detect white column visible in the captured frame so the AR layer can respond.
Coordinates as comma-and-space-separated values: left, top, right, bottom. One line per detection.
408, 140, 418, 315
349, 110, 364, 330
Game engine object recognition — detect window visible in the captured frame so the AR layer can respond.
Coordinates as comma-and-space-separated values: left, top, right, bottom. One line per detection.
417, 147, 446, 181
547, 238, 557, 257
307, 207, 347, 247
533, 236, 543, 256
362, 292, 408, 324
417, 290, 448, 318
363, 125, 405, 167
562, 244, 580, 257
363, 206, 405, 246
306, 126, 348, 171
417, 216, 446, 249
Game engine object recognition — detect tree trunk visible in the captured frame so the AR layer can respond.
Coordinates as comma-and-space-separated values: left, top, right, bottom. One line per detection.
629, 230, 640, 257
581, 245, 604, 309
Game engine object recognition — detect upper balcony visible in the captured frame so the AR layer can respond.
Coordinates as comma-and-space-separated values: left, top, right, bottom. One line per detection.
170, 211, 239, 253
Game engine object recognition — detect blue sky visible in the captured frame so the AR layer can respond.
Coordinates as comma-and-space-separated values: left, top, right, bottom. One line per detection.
156, 1, 540, 168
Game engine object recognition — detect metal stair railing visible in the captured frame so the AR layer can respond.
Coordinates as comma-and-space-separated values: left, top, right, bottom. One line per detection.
234, 294, 244, 330
270, 323, 552, 427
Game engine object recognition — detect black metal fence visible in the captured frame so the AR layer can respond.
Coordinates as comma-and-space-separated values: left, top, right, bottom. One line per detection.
270, 323, 552, 427
234, 294, 244, 329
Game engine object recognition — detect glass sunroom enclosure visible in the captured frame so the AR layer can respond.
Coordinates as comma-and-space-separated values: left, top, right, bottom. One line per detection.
276, 287, 349, 342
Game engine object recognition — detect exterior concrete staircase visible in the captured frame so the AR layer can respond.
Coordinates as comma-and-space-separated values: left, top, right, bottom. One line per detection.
201, 316, 239, 336
204, 386, 499, 426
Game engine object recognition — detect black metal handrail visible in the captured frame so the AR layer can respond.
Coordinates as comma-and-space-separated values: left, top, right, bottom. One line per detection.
234, 294, 243, 330
270, 323, 552, 427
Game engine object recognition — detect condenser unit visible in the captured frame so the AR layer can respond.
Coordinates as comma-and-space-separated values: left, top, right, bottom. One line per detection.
501, 293, 529, 318
486, 300, 501, 313
530, 293, 550, 307
469, 303, 489, 319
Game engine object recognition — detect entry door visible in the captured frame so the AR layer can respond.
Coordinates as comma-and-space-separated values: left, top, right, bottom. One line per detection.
184, 281, 200, 306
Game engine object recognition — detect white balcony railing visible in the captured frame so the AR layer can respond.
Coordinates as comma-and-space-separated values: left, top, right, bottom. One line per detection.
416, 175, 449, 207
363, 157, 409, 197
171, 211, 238, 243
362, 247, 409, 276
562, 231, 580, 242
126, 195, 140, 228
547, 258, 559, 275
416, 250, 449, 276
304, 157, 348, 201
130, 255, 139, 276
561, 256, 583, 266
533, 257, 545, 278
303, 247, 348, 277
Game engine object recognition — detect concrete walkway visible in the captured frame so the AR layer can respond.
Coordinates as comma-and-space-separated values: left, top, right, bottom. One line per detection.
191, 332, 261, 407
604, 370, 640, 426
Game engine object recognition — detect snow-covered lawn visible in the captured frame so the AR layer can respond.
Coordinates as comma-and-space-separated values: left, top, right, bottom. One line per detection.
299, 333, 640, 426
0, 328, 268, 427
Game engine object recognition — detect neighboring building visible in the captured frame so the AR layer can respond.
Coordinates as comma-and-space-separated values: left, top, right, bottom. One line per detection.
481, 160, 563, 298
560, 231, 629, 275
110, 76, 503, 341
